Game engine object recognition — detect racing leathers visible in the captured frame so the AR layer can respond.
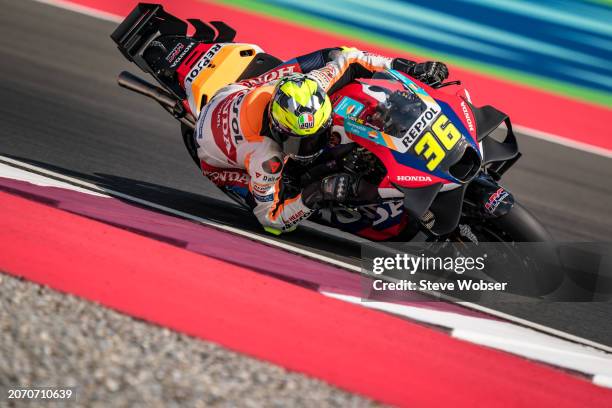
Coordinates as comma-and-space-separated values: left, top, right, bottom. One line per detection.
194, 47, 447, 234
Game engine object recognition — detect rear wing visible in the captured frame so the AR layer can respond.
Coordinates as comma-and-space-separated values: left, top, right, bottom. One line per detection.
110, 3, 237, 98
111, 3, 187, 72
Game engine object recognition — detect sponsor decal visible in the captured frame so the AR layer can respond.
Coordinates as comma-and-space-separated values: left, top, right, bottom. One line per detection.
321, 201, 403, 229
254, 193, 274, 202
396, 175, 433, 182
402, 106, 440, 149
461, 101, 475, 132
287, 209, 306, 223
252, 182, 271, 194
308, 64, 338, 89
485, 187, 509, 213
283, 208, 313, 230
170, 42, 194, 68
298, 113, 314, 130
195, 100, 214, 140
344, 119, 398, 150
262, 174, 278, 182
211, 91, 247, 163
203, 168, 249, 187
238, 64, 298, 87
185, 43, 223, 84
230, 91, 247, 145
166, 43, 185, 64
262, 156, 283, 174
362, 52, 394, 67
334, 96, 365, 118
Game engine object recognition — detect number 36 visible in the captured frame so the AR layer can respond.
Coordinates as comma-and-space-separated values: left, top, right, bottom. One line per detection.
414, 114, 461, 171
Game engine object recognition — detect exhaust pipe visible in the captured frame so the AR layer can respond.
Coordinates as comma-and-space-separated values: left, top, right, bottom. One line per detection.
117, 71, 195, 129
117, 71, 177, 108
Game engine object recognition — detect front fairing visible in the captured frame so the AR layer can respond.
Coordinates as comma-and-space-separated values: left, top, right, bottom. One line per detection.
330, 70, 519, 236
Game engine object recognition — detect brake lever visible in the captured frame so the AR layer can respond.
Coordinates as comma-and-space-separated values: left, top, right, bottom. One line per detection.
431, 80, 462, 89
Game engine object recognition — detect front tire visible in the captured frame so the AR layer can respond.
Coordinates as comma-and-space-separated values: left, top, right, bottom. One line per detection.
484, 201, 551, 242
472, 201, 559, 296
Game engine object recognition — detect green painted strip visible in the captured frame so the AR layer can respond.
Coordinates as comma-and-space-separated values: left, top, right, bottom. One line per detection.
211, 0, 612, 108
586, 0, 612, 6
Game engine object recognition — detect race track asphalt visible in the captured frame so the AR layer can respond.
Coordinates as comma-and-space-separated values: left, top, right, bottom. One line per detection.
1, 0, 611, 347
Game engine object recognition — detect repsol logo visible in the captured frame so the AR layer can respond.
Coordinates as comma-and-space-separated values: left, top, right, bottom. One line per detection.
396, 175, 433, 182
230, 92, 246, 144
185, 44, 222, 84
219, 97, 233, 155
403, 106, 439, 148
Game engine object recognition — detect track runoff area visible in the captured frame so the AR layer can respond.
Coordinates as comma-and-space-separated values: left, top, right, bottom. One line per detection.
2, 150, 612, 407
0, 0, 611, 406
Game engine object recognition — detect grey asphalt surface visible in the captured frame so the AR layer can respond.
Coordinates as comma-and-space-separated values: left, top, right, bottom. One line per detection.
1, 0, 611, 349
0, 274, 377, 407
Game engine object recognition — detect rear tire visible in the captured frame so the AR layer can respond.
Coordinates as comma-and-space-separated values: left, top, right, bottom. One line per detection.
181, 123, 201, 169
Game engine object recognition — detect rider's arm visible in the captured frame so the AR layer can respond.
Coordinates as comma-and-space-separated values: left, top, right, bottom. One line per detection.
246, 144, 314, 234
306, 47, 395, 93
238, 47, 396, 88
305, 47, 449, 90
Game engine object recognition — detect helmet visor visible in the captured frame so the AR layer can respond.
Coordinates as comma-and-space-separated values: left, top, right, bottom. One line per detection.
275, 127, 328, 163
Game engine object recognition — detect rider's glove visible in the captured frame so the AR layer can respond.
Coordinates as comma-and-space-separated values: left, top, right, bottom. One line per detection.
302, 173, 354, 209
392, 58, 449, 85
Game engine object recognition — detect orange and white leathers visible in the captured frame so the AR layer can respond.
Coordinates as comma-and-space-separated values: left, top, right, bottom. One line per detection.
194, 47, 394, 233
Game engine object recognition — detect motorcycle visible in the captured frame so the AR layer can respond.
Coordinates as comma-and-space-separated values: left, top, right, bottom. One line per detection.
110, 3, 551, 244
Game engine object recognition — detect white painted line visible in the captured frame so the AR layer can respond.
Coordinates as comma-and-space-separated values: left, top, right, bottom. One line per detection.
513, 124, 612, 159
453, 330, 612, 377
2, 154, 611, 355
594, 375, 612, 389
0, 164, 109, 197
322, 291, 612, 387
30, 0, 612, 160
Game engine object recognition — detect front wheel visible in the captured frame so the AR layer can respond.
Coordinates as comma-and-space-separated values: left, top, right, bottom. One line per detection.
468, 201, 559, 296
476, 201, 552, 242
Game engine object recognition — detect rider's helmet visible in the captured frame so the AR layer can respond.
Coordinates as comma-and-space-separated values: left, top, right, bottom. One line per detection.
268, 75, 332, 163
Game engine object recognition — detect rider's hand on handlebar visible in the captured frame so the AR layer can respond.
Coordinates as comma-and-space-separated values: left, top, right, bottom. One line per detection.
302, 173, 355, 209
393, 58, 449, 86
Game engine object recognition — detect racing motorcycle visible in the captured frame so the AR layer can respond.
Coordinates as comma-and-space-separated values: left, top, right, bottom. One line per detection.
110, 3, 551, 244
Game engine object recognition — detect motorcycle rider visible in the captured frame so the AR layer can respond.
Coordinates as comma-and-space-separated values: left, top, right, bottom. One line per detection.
194, 47, 449, 235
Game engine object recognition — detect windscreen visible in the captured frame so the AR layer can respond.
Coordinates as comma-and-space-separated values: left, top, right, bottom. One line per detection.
367, 72, 428, 138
